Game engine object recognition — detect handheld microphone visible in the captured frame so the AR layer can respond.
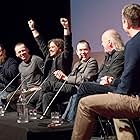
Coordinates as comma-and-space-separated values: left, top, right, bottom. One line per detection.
0, 73, 20, 95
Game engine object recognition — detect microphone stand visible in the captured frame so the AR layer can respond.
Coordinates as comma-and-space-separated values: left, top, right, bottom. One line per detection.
3, 70, 36, 112
26, 72, 53, 104
4, 77, 27, 112
0, 73, 20, 95
3, 66, 46, 113
40, 80, 67, 120
39, 63, 82, 120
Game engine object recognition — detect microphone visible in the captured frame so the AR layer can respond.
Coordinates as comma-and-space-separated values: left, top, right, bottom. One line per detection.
26, 71, 54, 104
0, 73, 20, 96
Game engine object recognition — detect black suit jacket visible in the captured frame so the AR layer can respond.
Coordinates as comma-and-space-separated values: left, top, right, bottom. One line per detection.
35, 34, 73, 81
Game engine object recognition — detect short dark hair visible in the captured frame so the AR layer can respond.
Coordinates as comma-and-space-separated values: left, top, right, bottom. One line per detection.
77, 40, 91, 50
122, 3, 140, 28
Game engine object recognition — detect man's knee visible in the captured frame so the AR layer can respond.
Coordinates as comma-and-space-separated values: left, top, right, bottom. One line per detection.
78, 83, 88, 95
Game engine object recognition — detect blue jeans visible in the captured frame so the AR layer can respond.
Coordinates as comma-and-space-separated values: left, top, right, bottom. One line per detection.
62, 94, 78, 122
62, 81, 116, 122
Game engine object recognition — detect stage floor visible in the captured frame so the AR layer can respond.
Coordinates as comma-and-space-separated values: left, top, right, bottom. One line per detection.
0, 112, 73, 140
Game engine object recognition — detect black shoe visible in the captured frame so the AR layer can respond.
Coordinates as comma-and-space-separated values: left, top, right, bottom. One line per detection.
1, 98, 7, 105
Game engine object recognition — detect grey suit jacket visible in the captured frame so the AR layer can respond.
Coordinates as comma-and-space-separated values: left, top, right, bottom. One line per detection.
67, 57, 98, 85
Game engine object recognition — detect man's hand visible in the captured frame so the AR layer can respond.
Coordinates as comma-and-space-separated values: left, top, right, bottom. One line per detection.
60, 18, 69, 29
28, 19, 39, 37
28, 19, 36, 31
100, 76, 113, 85
53, 70, 68, 81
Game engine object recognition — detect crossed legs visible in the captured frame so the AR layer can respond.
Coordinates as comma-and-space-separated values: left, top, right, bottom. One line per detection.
71, 93, 140, 140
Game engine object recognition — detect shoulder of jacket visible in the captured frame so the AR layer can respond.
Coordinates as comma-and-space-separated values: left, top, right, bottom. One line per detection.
88, 57, 97, 62
113, 51, 124, 57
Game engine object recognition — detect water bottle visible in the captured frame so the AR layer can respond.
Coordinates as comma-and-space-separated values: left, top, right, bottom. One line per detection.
17, 93, 29, 123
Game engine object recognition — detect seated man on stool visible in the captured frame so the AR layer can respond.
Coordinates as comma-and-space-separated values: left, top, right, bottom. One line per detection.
0, 44, 19, 106
6, 43, 44, 110
62, 28, 124, 123
27, 17, 74, 115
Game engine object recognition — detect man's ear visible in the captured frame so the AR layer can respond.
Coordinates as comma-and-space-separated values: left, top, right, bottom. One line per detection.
15, 52, 20, 58
16, 54, 19, 57
3, 49, 6, 55
126, 19, 131, 29
59, 48, 62, 53
76, 49, 78, 55
26, 48, 29, 54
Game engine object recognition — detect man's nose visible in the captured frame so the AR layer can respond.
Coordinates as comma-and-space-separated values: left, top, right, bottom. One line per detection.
81, 50, 85, 53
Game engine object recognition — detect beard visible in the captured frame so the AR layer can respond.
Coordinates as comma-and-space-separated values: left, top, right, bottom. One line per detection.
0, 53, 6, 64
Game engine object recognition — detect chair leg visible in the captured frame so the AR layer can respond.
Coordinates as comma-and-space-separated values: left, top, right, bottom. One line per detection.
98, 116, 107, 138
107, 120, 116, 136
97, 116, 117, 140
130, 119, 140, 140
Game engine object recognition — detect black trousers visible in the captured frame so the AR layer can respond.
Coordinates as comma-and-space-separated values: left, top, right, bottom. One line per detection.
30, 80, 78, 118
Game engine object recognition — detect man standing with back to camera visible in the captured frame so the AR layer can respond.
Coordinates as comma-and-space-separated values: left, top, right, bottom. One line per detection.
71, 3, 140, 140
